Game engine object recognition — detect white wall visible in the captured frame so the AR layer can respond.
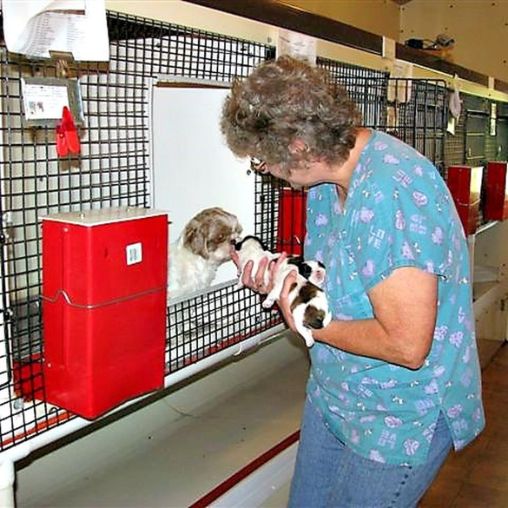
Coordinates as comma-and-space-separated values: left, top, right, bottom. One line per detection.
278, 0, 401, 39
400, 0, 508, 82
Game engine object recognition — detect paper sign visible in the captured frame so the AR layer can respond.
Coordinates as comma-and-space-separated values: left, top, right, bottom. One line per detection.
1, 0, 109, 61
388, 60, 413, 103
277, 29, 316, 64
447, 116, 456, 136
490, 102, 497, 137
22, 82, 69, 121
21, 77, 84, 127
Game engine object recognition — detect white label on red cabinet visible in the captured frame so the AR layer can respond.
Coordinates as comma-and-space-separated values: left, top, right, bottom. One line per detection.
126, 242, 142, 265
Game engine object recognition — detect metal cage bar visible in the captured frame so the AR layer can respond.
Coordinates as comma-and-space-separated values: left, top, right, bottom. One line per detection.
318, 57, 447, 173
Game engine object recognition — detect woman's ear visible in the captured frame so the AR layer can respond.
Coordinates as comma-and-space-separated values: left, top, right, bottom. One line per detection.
288, 138, 309, 155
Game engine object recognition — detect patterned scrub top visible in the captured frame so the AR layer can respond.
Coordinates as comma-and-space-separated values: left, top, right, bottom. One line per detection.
305, 130, 485, 466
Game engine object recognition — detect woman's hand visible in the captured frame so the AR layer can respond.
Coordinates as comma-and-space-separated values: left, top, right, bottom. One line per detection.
230, 246, 288, 294
277, 269, 297, 332
230, 246, 300, 333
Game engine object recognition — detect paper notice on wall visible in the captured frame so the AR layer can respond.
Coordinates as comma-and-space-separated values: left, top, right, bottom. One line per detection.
1, 0, 109, 61
447, 116, 456, 136
388, 59, 413, 103
490, 102, 497, 136
277, 29, 316, 65
22, 80, 69, 120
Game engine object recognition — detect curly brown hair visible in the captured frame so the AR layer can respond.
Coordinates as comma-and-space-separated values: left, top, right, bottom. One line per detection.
220, 55, 361, 175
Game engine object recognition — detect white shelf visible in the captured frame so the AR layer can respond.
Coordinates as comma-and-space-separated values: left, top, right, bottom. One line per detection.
473, 280, 498, 305
473, 220, 500, 236
473, 264, 499, 284
473, 277, 508, 322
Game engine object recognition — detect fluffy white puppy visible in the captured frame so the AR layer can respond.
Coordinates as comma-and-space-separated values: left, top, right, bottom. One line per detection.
234, 235, 331, 347
169, 207, 242, 299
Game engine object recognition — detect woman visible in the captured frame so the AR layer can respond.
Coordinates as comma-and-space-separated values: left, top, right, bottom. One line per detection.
221, 55, 484, 507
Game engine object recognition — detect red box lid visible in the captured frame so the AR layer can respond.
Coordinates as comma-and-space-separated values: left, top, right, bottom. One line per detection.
42, 207, 168, 306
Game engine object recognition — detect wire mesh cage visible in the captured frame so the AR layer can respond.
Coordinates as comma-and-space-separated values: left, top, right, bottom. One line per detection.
464, 94, 490, 167
457, 94, 496, 227
498, 123, 508, 161
389, 79, 447, 173
166, 281, 280, 373
318, 57, 389, 130
318, 57, 448, 173
486, 100, 508, 162
0, 10, 276, 452
444, 92, 466, 170
0, 8, 458, 453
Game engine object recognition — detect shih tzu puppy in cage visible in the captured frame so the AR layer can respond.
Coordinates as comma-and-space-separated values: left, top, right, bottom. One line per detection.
234, 235, 331, 347
168, 207, 243, 300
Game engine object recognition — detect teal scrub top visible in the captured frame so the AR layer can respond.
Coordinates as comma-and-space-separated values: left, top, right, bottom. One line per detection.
305, 130, 485, 466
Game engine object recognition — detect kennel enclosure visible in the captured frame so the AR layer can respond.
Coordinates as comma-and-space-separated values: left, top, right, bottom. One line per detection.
1, 1, 508, 505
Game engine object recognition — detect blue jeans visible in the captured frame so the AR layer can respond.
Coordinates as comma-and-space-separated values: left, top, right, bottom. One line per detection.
288, 398, 453, 508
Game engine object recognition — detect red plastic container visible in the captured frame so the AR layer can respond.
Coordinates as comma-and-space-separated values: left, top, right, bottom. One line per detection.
447, 165, 483, 235
42, 207, 168, 419
12, 354, 44, 401
276, 187, 307, 256
484, 161, 508, 221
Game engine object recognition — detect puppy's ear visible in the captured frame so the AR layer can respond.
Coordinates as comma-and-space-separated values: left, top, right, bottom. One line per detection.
287, 256, 303, 266
183, 220, 209, 259
313, 268, 325, 284
299, 263, 313, 280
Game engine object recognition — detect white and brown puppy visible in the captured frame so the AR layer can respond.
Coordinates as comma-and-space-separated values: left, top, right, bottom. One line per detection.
234, 235, 331, 347
169, 207, 242, 299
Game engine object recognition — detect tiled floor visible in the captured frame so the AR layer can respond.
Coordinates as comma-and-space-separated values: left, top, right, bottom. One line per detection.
420, 341, 508, 508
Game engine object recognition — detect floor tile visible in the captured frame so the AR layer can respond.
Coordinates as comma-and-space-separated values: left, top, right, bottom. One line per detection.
420, 343, 508, 508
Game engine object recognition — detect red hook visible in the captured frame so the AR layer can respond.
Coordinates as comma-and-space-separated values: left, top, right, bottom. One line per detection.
56, 106, 80, 157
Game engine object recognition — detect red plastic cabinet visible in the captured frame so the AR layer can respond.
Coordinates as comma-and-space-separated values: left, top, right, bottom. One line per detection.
484, 161, 508, 221
276, 187, 307, 256
446, 165, 483, 235
42, 207, 168, 419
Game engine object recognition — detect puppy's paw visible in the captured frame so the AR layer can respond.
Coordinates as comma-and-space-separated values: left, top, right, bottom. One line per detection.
297, 327, 315, 348
303, 335, 315, 348
235, 268, 245, 290
262, 298, 275, 309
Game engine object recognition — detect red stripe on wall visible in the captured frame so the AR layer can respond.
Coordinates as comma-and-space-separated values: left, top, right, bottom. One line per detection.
189, 430, 300, 508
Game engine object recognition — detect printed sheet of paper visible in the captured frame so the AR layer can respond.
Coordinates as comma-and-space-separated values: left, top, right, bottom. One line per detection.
388, 60, 413, 103
1, 0, 109, 61
277, 29, 316, 65
22, 81, 69, 121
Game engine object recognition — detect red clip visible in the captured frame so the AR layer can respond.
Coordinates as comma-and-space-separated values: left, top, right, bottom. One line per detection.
56, 106, 80, 157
